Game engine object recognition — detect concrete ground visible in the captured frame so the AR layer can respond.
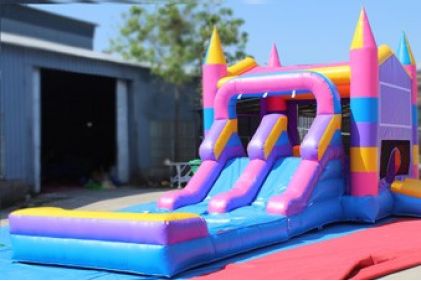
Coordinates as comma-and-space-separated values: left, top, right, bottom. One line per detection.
0, 186, 168, 225
1, 186, 420, 279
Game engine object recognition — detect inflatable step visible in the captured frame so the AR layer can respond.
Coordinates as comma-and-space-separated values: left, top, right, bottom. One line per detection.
391, 178, 421, 198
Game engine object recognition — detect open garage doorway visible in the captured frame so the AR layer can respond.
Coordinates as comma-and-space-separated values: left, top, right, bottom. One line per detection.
40, 69, 117, 190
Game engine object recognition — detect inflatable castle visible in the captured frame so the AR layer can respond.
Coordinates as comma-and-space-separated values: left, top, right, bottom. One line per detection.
8, 9, 421, 277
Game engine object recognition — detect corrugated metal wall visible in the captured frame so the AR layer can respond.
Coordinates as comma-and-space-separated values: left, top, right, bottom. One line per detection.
1, 45, 30, 182
0, 43, 198, 188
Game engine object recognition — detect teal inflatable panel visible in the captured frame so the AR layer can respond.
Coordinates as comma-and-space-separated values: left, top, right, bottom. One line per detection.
11, 235, 214, 277
178, 157, 249, 214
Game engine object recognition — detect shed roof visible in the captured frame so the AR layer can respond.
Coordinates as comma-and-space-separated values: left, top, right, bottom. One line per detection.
3, 5, 96, 37
1, 32, 149, 69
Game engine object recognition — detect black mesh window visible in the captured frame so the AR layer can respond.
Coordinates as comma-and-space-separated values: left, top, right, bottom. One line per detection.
236, 98, 261, 150
380, 140, 410, 178
297, 99, 350, 155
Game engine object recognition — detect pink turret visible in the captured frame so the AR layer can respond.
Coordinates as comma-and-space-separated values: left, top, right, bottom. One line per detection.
349, 8, 380, 196
268, 43, 281, 68
264, 44, 286, 114
202, 27, 227, 136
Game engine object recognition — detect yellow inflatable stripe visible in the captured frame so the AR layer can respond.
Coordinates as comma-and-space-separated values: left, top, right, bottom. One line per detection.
310, 65, 350, 85
214, 119, 237, 160
217, 76, 237, 88
413, 145, 419, 165
350, 10, 364, 50
312, 44, 392, 82
220, 65, 351, 89
11, 207, 199, 222
391, 178, 421, 198
318, 115, 341, 160
350, 147, 378, 172
263, 117, 287, 159
218, 45, 392, 89
217, 58, 257, 88
227, 57, 257, 76
378, 45, 394, 65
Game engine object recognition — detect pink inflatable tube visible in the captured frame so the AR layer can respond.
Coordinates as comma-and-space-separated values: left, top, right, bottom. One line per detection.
267, 147, 343, 215
208, 159, 267, 213
158, 119, 244, 210
208, 114, 291, 213
213, 71, 340, 120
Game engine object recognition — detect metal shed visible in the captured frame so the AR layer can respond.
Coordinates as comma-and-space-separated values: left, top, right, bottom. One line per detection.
0, 5, 199, 193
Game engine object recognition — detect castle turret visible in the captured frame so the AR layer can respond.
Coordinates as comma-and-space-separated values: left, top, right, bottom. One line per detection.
265, 44, 285, 114
349, 8, 380, 196
202, 27, 227, 136
397, 33, 419, 178
263, 44, 300, 146
268, 43, 281, 67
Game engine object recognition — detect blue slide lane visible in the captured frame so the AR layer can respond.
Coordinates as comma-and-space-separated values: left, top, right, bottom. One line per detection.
205, 157, 301, 234
177, 157, 249, 214
124, 157, 301, 232
121, 157, 249, 214
127, 156, 302, 265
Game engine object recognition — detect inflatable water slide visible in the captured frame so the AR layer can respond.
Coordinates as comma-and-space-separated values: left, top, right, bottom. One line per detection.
8, 9, 421, 277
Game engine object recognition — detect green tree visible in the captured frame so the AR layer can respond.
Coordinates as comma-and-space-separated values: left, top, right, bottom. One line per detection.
110, 0, 248, 161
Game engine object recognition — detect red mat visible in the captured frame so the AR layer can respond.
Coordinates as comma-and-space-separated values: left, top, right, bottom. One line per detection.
196, 219, 421, 280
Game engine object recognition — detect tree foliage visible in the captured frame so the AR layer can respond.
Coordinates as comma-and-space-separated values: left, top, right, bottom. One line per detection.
109, 0, 248, 86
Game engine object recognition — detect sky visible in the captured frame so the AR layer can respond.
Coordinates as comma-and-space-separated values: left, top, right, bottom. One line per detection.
30, 0, 421, 66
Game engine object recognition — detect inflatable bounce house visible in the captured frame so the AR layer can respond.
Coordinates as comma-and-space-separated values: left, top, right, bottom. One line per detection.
8, 9, 421, 277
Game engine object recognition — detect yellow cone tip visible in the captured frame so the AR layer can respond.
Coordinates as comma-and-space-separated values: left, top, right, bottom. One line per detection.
350, 8, 376, 50
205, 27, 226, 65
